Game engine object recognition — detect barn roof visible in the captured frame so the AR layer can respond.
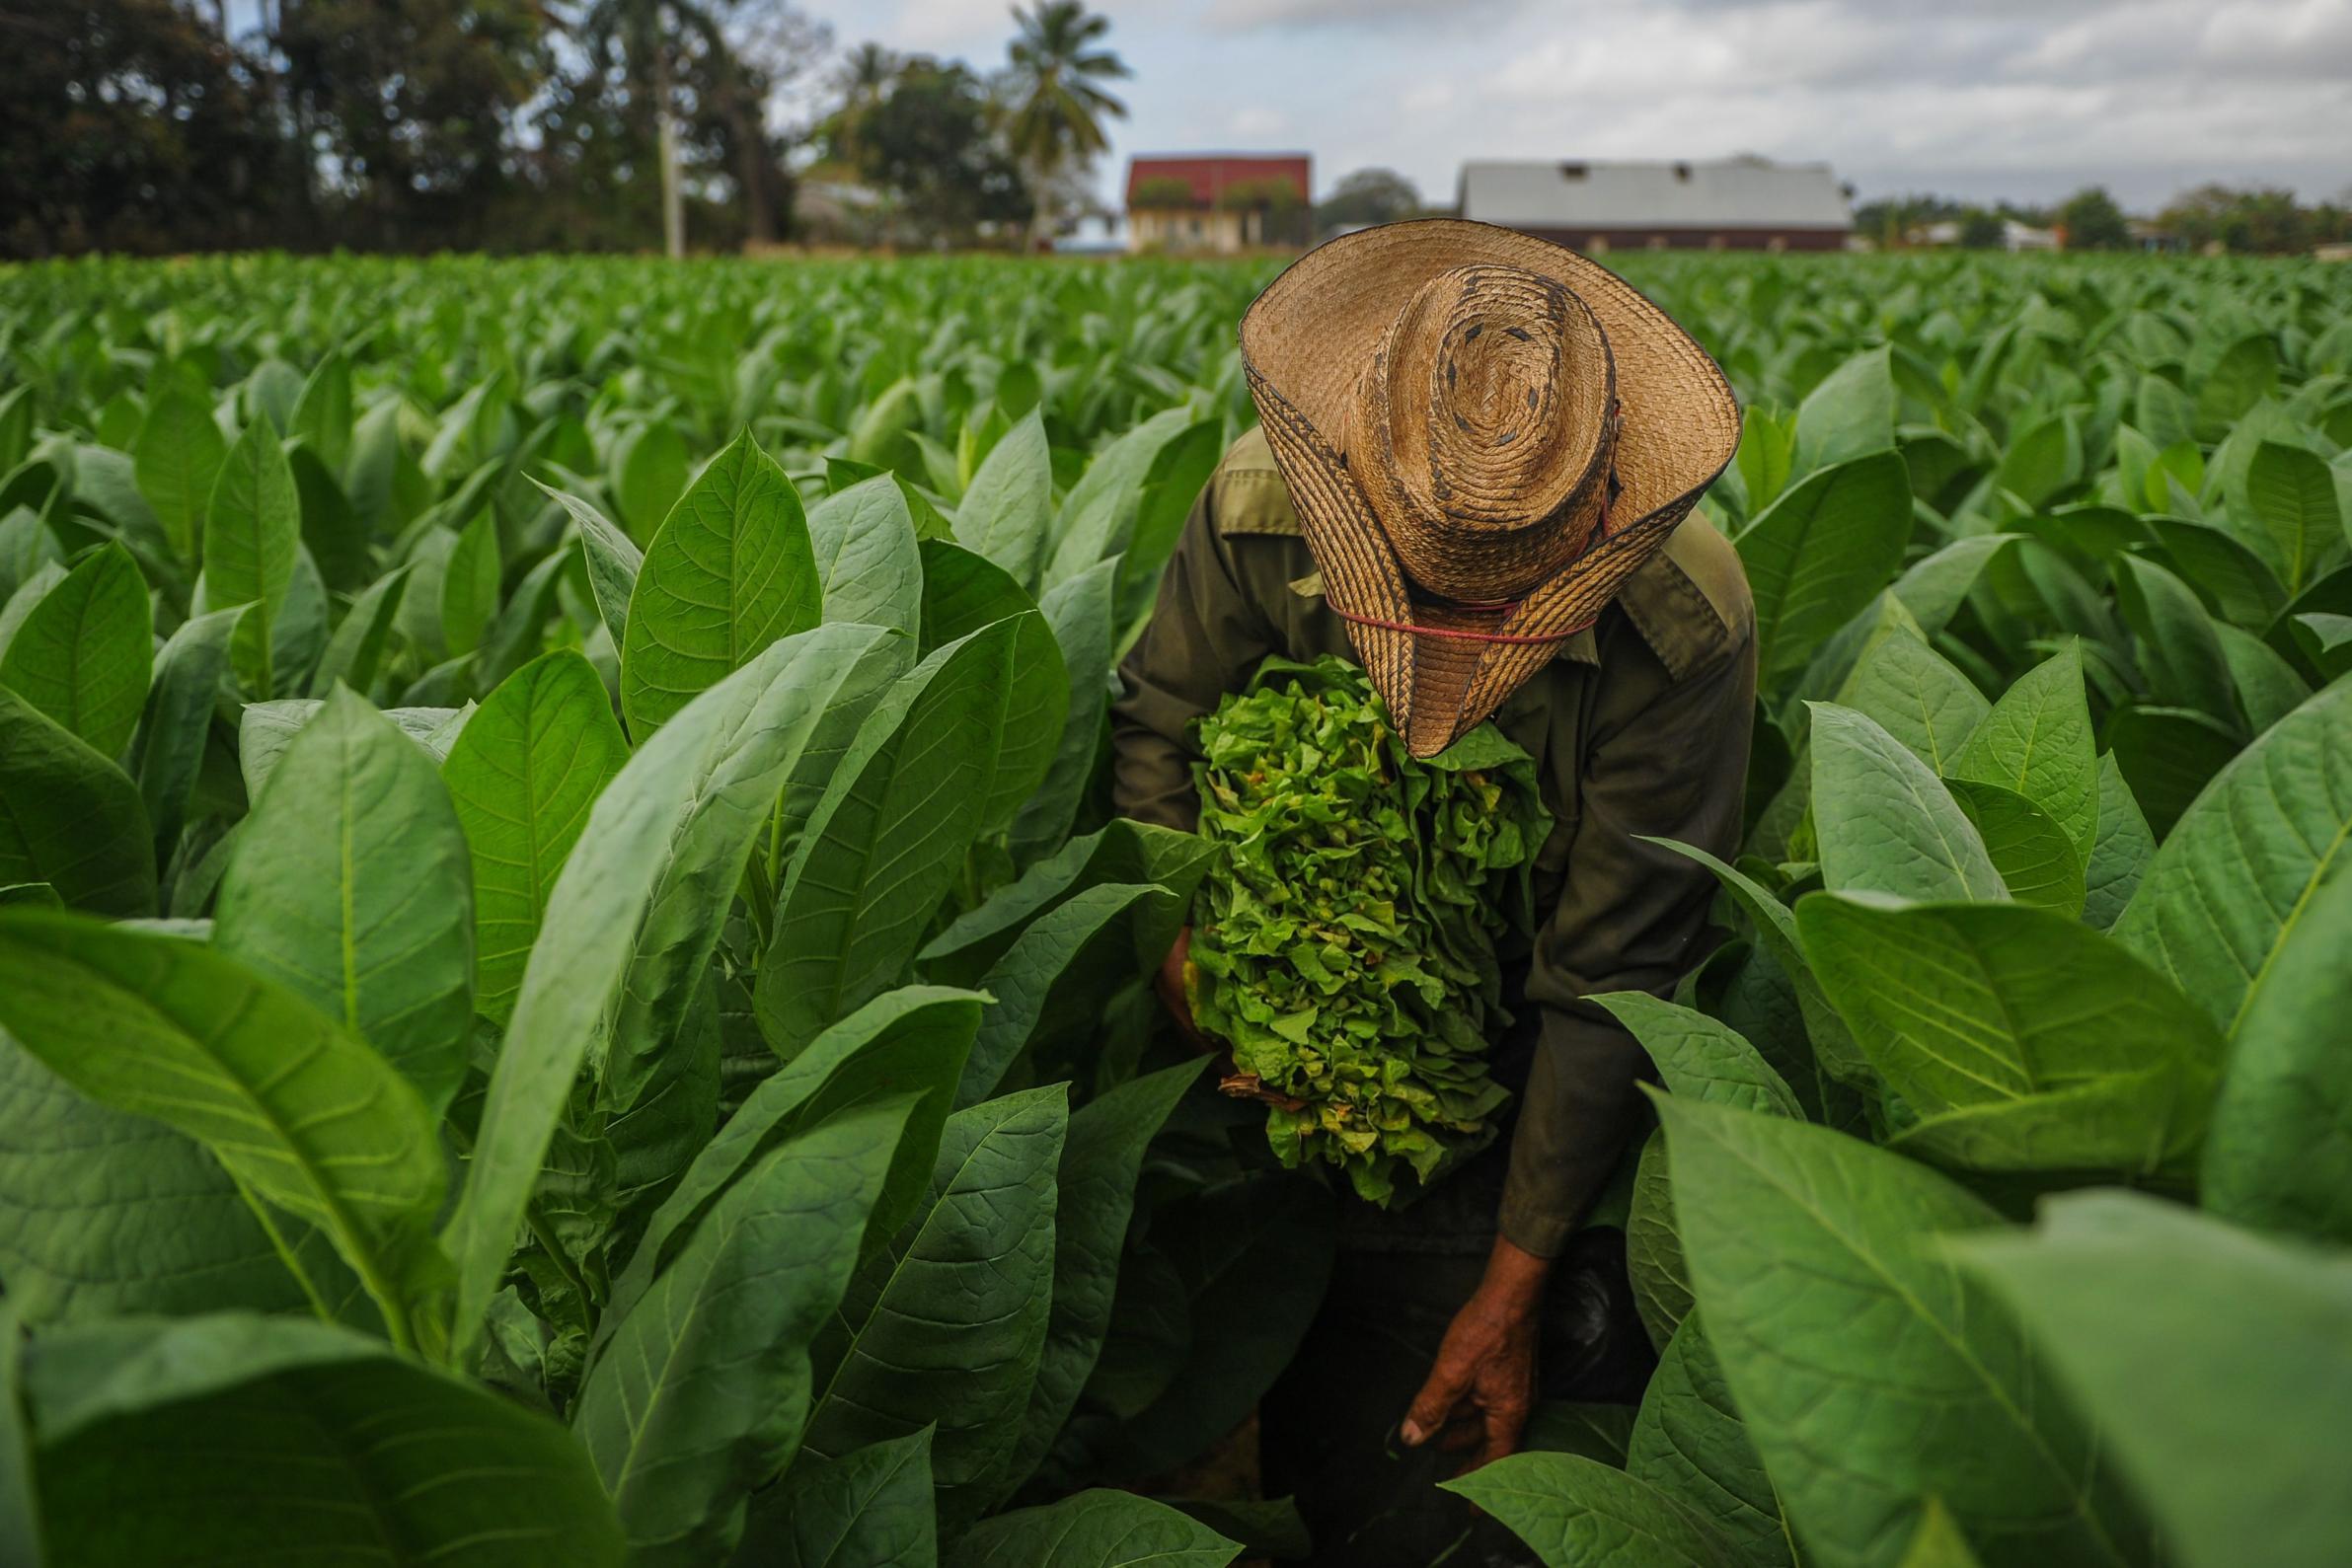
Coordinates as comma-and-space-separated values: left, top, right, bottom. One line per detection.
1127, 154, 1312, 208
1459, 157, 1852, 231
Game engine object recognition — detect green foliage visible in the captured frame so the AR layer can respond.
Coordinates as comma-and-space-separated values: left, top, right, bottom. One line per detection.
1187, 655, 1549, 1204
1, 248, 2349, 1566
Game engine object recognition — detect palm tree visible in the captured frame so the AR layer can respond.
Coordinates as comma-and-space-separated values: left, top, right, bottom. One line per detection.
825, 42, 897, 175
1002, 1, 1129, 248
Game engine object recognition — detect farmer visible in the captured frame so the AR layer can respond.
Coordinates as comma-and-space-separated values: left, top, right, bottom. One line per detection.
1110, 220, 1753, 1566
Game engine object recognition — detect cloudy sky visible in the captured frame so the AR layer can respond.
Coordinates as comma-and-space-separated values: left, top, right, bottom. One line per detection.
800, 0, 2352, 212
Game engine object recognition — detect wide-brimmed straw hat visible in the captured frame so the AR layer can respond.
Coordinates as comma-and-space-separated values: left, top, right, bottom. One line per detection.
1240, 219, 1740, 757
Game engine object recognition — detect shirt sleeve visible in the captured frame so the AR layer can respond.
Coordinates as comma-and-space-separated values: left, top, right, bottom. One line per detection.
1109, 491, 1278, 834
1497, 624, 1759, 1258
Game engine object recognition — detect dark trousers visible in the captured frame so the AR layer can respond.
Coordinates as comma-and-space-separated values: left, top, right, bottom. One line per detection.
1256, 1145, 1649, 1568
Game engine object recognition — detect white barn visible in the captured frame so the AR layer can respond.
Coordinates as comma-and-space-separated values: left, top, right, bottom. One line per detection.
1457, 156, 1853, 252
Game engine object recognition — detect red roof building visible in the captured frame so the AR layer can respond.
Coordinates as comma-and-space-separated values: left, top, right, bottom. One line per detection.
1126, 153, 1312, 253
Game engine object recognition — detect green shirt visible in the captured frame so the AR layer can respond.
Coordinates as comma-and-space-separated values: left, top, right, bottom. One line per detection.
1110, 427, 1758, 1257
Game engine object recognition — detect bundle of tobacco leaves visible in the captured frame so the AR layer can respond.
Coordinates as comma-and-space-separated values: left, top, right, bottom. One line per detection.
1186, 655, 1550, 1205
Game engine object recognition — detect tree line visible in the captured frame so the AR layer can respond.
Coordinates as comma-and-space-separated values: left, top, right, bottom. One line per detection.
0, 0, 1132, 259
1855, 184, 2352, 254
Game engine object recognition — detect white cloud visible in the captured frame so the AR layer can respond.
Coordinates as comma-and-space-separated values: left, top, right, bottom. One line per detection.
1202, 0, 1515, 29
796, 0, 2352, 208
1228, 106, 1294, 138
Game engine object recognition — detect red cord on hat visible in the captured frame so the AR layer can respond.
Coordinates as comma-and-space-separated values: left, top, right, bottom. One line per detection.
1327, 604, 1596, 645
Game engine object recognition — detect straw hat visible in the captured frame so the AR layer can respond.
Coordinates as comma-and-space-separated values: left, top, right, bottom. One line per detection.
1240, 219, 1740, 757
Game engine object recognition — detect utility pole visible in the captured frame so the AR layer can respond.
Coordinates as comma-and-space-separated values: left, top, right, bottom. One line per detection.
655, 7, 685, 260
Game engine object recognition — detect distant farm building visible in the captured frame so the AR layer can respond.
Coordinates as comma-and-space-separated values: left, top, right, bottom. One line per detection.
1914, 217, 2061, 253
1458, 156, 1852, 252
1126, 154, 1313, 253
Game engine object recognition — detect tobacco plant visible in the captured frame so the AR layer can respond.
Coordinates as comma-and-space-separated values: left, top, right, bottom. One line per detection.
0, 251, 2347, 1567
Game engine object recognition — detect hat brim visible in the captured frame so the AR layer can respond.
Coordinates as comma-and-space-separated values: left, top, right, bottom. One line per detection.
1240, 219, 1740, 756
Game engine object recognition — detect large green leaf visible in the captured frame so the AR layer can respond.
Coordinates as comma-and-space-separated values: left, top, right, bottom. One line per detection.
1648, 837, 1868, 1088
305, 562, 410, 698
1628, 1318, 1791, 1568
921, 817, 1213, 984
993, 1059, 1207, 1506
203, 416, 301, 696
2216, 622, 2314, 735
441, 622, 896, 1363
603, 986, 984, 1340
1990, 412, 2082, 510
1793, 346, 1895, 473
955, 881, 1175, 1106
539, 479, 643, 647
1045, 404, 1205, 586
1896, 1503, 1985, 1568
755, 618, 1030, 1056
1600, 992, 1797, 1356
213, 687, 475, 1110
0, 1032, 357, 1326
1832, 622, 1987, 773
1627, 1130, 1690, 1350
438, 506, 500, 657
2114, 679, 2352, 1036
1947, 641, 2097, 858
800, 1085, 1066, 1531
1102, 1172, 1335, 1478
2241, 439, 2339, 596
129, 606, 238, 868
0, 541, 151, 759
0, 1306, 35, 1568
0, 913, 445, 1347
289, 350, 351, 475
2112, 554, 2238, 726
1443, 1451, 1742, 1568
917, 538, 1037, 657
0, 686, 156, 917
2201, 866, 2352, 1244
735, 1429, 937, 1568
621, 427, 823, 737
1654, 1095, 2153, 1568
613, 417, 690, 544
25, 1313, 624, 1567
1948, 780, 2086, 917
441, 649, 630, 1026
1798, 893, 2222, 1175
1592, 993, 1802, 1118
975, 601, 1068, 832
2080, 753, 2153, 931
2101, 704, 2239, 840
237, 698, 470, 797
1810, 703, 2005, 902
574, 1096, 913, 1566
953, 409, 1053, 589
1012, 555, 1118, 858
948, 1489, 1239, 1568
1792, 540, 2009, 717
1736, 451, 1912, 684
132, 387, 226, 560
808, 474, 923, 640
1951, 1193, 2352, 1568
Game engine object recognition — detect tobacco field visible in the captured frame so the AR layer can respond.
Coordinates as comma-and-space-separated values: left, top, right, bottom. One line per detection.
0, 249, 2347, 1567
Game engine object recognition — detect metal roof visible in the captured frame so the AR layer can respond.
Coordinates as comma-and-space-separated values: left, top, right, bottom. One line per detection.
1459, 157, 1852, 231
1127, 155, 1312, 208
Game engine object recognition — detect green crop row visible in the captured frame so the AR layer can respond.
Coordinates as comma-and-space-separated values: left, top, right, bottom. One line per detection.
0, 250, 2346, 1568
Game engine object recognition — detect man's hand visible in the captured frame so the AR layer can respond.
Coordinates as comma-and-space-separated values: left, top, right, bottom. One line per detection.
1401, 1235, 1550, 1471
1155, 926, 1216, 1055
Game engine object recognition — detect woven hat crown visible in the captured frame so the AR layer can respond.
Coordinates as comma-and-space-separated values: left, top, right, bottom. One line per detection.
1346, 263, 1619, 602
1239, 220, 1740, 758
